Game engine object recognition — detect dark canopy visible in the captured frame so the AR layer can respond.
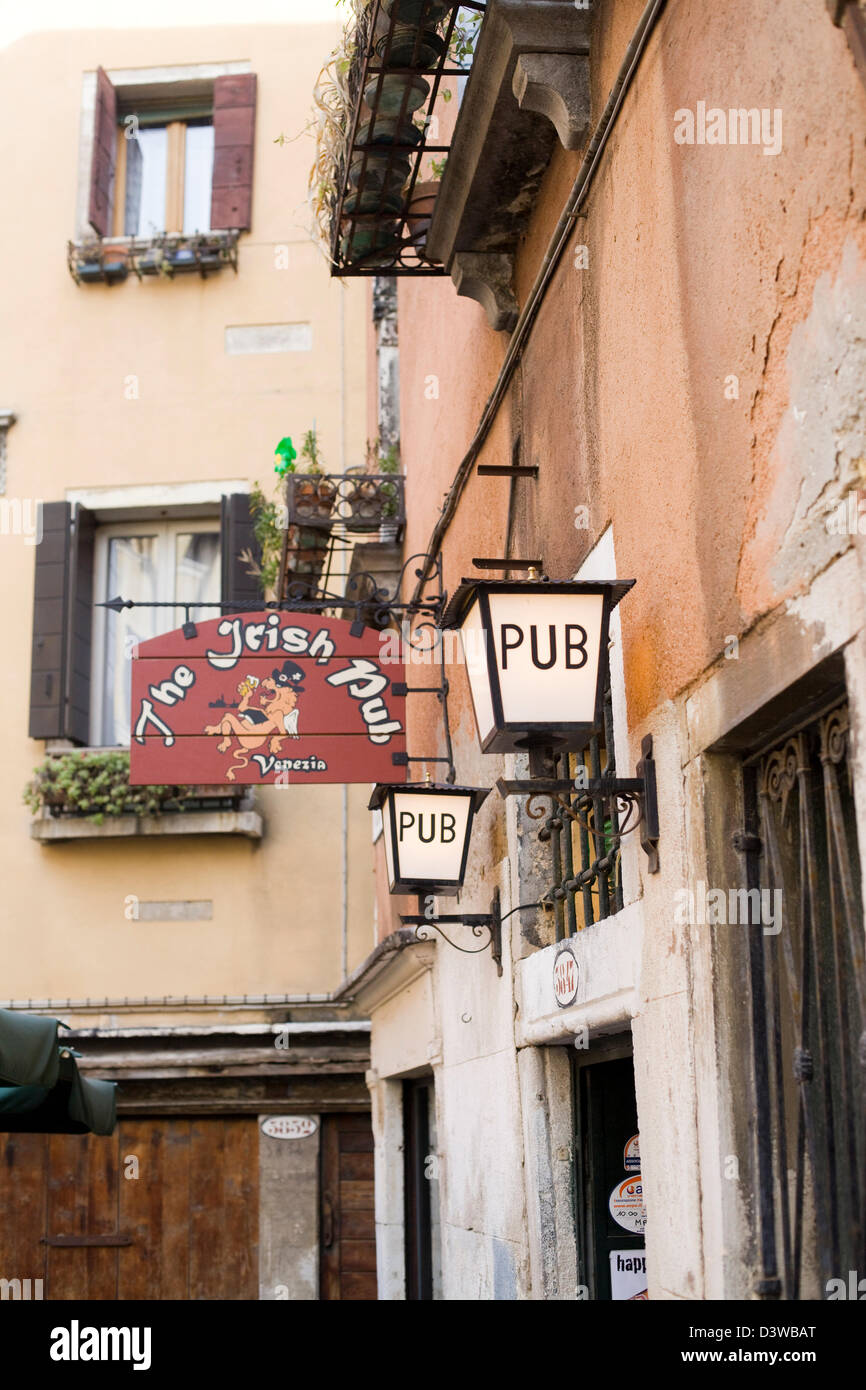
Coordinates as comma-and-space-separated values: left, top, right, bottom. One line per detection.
0, 1008, 116, 1135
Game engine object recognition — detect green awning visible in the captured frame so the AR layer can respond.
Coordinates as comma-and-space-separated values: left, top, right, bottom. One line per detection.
0, 1010, 116, 1136
0, 1008, 61, 1087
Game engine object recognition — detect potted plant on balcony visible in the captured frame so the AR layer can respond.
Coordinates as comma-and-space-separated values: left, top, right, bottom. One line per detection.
377, 442, 402, 542
101, 242, 129, 283
294, 429, 336, 523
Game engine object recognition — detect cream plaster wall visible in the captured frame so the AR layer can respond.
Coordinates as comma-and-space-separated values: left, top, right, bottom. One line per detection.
0, 24, 374, 1017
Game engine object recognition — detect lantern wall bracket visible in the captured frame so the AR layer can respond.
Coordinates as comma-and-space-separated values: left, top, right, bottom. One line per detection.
496, 735, 660, 873
400, 888, 503, 976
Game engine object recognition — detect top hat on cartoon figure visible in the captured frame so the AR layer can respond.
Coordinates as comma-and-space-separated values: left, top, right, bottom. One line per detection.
270, 660, 306, 693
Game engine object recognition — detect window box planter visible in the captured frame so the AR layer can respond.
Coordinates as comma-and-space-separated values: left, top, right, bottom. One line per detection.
31, 802, 263, 843
136, 246, 165, 277
27, 760, 262, 842
68, 241, 128, 286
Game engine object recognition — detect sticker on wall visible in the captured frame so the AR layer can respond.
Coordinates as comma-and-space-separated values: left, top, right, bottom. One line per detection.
609, 1249, 648, 1301
608, 1175, 647, 1234
552, 944, 579, 1008
260, 1116, 318, 1140
624, 1133, 640, 1172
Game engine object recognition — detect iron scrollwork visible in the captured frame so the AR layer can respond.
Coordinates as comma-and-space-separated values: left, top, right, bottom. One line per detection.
400, 889, 503, 975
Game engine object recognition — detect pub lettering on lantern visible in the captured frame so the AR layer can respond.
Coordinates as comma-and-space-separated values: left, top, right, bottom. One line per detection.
500, 621, 589, 670
129, 611, 407, 788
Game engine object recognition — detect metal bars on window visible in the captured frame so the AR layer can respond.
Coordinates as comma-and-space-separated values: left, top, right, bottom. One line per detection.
535, 686, 624, 940
742, 699, 865, 1298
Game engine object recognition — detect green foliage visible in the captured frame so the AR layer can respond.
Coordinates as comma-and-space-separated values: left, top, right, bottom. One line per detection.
300, 428, 324, 474
430, 157, 447, 180
24, 752, 189, 825
451, 8, 482, 65
245, 483, 285, 595
367, 437, 401, 517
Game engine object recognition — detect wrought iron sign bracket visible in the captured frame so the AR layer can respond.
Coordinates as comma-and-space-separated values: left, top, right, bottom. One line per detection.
400, 887, 503, 976
496, 734, 660, 873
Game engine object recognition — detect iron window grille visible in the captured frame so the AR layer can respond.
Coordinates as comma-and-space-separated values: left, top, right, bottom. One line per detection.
740, 697, 865, 1299
528, 685, 624, 941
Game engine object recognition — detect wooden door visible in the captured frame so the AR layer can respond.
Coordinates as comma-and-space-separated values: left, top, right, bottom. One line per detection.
0, 1117, 258, 1300
319, 1113, 377, 1300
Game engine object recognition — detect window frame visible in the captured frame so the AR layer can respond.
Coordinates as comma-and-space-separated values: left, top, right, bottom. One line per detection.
90, 515, 222, 749
113, 113, 216, 239
75, 61, 252, 242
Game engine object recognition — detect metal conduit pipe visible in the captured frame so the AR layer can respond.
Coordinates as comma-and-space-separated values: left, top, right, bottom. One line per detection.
410, 0, 668, 606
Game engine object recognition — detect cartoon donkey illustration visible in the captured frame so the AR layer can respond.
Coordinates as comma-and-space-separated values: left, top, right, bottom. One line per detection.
204, 660, 305, 781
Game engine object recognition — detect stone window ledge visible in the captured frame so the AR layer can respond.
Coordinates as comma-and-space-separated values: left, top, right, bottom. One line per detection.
31, 806, 263, 843
426, 0, 592, 330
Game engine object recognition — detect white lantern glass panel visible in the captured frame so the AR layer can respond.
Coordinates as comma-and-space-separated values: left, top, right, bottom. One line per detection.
382, 804, 396, 888
388, 790, 473, 890
486, 590, 605, 729
458, 600, 496, 747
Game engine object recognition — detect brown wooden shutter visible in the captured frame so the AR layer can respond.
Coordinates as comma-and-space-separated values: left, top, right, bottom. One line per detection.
67, 507, 95, 745
29, 504, 95, 744
221, 493, 261, 609
211, 74, 257, 231
88, 67, 117, 237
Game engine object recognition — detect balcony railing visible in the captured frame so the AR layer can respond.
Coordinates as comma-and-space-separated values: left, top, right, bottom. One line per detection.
287, 472, 406, 533
325, 0, 484, 275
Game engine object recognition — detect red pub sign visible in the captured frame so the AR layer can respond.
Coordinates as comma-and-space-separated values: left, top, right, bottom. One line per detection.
129, 610, 407, 786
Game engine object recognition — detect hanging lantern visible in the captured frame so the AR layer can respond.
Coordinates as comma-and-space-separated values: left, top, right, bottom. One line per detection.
369, 783, 490, 896
439, 578, 635, 754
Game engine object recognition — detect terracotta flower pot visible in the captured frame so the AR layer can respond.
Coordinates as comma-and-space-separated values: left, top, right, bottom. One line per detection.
405, 180, 439, 260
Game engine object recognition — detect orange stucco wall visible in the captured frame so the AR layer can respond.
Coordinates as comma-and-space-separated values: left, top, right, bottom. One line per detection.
384, 0, 866, 931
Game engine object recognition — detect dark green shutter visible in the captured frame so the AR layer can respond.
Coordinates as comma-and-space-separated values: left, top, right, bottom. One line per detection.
28, 503, 94, 743
220, 492, 261, 609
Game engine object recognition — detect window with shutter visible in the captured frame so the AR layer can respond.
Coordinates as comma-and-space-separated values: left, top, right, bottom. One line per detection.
81, 67, 256, 244
29, 498, 253, 749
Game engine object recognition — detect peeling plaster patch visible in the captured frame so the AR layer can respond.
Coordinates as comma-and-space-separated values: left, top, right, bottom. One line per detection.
747, 238, 866, 599
492, 1236, 518, 1300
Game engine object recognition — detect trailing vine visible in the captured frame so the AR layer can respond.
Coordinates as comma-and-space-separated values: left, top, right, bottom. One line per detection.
24, 752, 190, 824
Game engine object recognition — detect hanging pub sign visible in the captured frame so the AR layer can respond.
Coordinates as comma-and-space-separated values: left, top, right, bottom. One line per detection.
439, 578, 636, 754
368, 782, 490, 896
129, 610, 406, 786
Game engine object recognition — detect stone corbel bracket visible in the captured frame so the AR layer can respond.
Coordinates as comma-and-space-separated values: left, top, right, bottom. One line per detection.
426, 0, 592, 332
452, 252, 520, 333
512, 52, 591, 151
